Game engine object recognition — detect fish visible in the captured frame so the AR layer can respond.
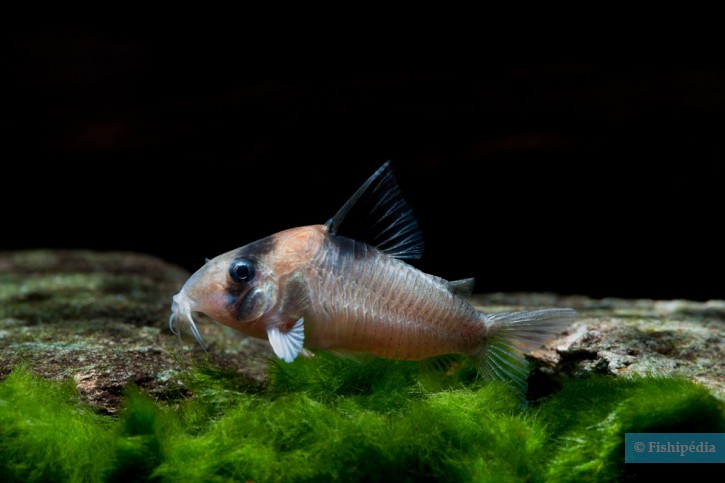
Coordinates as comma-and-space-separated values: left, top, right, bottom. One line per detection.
169, 161, 575, 389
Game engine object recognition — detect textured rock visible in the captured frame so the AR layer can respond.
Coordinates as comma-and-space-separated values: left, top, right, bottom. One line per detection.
472, 292, 724, 400
0, 250, 271, 413
1, 250, 723, 413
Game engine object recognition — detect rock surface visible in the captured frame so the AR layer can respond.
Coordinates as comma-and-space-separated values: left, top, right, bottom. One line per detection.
473, 292, 724, 400
1, 250, 723, 412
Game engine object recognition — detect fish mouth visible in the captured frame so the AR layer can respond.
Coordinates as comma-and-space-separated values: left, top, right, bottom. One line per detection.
169, 292, 208, 350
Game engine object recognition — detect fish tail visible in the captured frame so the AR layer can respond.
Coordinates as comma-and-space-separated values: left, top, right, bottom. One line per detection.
472, 308, 576, 391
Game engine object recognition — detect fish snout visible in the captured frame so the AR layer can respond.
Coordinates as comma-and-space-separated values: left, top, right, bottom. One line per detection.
169, 290, 207, 349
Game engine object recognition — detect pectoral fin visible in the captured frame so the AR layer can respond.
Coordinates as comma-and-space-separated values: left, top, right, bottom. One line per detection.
267, 317, 305, 363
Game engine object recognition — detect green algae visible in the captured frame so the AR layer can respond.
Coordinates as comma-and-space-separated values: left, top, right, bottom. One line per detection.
0, 366, 115, 482
538, 376, 725, 481
155, 358, 540, 482
2, 356, 723, 483
107, 388, 177, 482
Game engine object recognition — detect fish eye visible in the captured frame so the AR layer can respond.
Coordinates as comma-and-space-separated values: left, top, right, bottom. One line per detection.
229, 257, 256, 283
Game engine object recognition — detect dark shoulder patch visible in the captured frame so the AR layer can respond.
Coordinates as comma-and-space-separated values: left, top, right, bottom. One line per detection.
329, 234, 376, 263
279, 273, 310, 318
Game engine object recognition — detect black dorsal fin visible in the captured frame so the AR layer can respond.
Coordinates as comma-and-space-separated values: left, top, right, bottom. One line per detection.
325, 161, 424, 260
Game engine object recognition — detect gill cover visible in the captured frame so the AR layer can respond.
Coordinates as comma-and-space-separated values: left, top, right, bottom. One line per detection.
228, 255, 273, 323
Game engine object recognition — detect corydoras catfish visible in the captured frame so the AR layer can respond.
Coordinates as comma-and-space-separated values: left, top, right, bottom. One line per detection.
169, 162, 575, 389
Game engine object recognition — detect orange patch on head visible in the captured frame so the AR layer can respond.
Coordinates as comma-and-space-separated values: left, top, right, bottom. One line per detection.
273, 225, 326, 272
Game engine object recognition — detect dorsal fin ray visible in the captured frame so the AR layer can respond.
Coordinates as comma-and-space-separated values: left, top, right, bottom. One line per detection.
325, 161, 424, 260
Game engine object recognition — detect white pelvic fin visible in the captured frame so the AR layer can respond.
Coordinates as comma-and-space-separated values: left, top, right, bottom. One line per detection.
267, 317, 305, 363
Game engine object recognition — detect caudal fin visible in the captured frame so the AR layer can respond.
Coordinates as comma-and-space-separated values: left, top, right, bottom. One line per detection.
473, 308, 576, 390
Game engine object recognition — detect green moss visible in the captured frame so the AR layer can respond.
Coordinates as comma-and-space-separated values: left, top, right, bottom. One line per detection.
1, 359, 723, 482
268, 353, 428, 410
539, 376, 725, 481
106, 386, 178, 483
0, 365, 115, 482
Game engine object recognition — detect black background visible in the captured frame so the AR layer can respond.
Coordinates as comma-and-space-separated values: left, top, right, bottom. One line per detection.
6, 29, 724, 301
